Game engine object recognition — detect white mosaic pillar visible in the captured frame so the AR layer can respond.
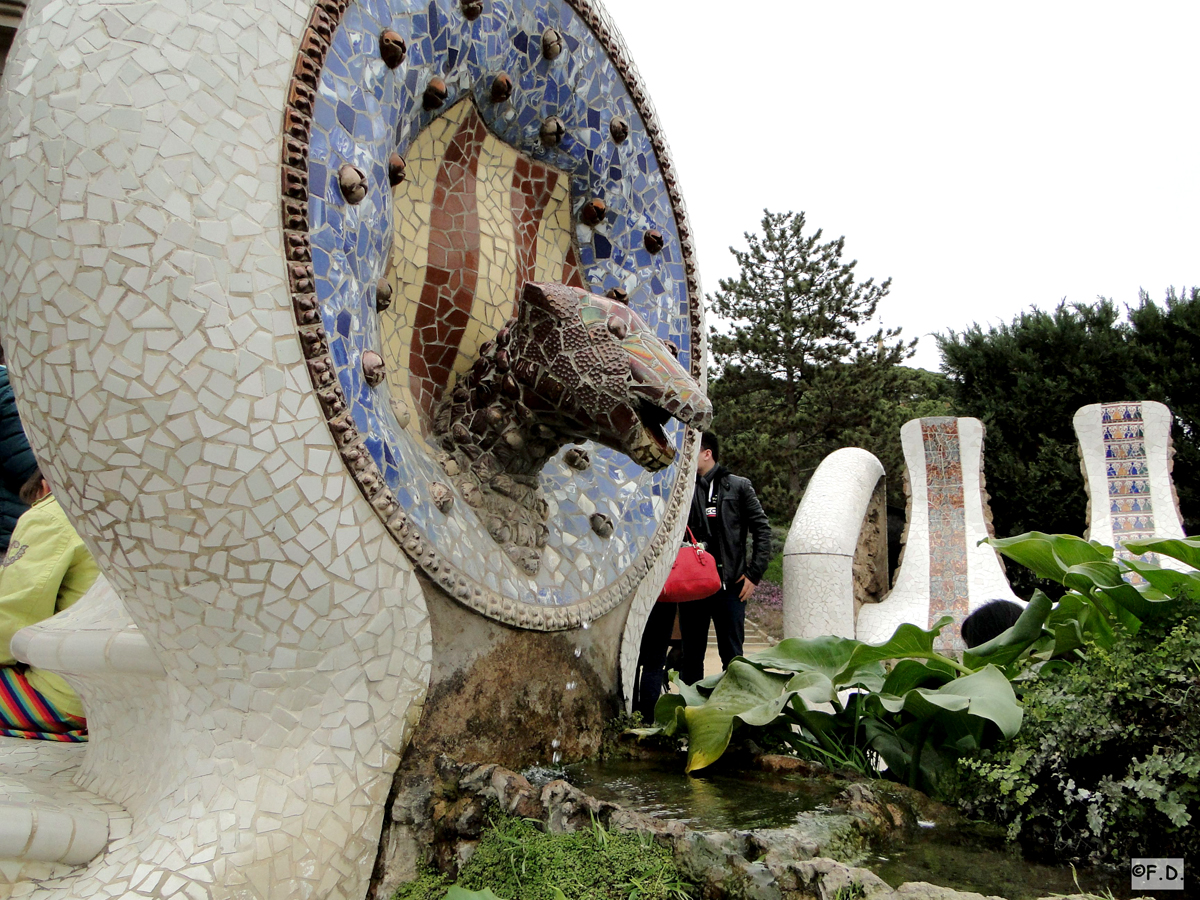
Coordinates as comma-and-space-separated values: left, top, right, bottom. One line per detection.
0, 1, 432, 898
856, 418, 1020, 652
782, 448, 885, 640
1074, 400, 1190, 573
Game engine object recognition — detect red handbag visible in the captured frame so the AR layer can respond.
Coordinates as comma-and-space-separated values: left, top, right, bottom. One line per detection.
658, 528, 722, 603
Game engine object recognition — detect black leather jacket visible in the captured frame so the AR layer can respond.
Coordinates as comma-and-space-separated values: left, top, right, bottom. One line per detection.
687, 465, 773, 589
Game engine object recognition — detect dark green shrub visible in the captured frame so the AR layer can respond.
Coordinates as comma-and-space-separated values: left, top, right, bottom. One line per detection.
954, 597, 1200, 866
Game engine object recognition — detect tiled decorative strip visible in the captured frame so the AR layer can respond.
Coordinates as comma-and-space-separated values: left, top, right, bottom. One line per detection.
921, 418, 968, 653
1101, 402, 1158, 578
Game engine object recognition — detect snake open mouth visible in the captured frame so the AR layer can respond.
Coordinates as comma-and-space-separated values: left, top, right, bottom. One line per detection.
627, 399, 677, 471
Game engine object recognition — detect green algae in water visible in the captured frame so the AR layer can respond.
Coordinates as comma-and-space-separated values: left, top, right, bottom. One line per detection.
871, 822, 1138, 900
562, 758, 843, 832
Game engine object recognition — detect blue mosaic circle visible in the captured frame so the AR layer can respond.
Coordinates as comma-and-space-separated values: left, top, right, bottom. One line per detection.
291, 0, 701, 626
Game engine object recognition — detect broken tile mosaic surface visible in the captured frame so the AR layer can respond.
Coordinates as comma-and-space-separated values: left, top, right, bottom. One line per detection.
304, 0, 697, 611
0, 0, 704, 892
1074, 400, 1190, 580
921, 419, 968, 652
855, 418, 1021, 650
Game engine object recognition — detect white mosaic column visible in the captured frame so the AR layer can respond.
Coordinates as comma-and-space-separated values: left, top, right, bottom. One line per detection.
0, 1, 432, 898
1074, 400, 1190, 573
856, 418, 1020, 652
782, 447, 885, 640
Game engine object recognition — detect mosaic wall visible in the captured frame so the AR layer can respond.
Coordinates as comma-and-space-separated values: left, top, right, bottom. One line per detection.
288, 0, 706, 628
1100, 403, 1156, 572
383, 98, 582, 424
856, 418, 1020, 652
781, 448, 886, 640
1074, 400, 1188, 578
0, 0, 702, 895
920, 419, 968, 651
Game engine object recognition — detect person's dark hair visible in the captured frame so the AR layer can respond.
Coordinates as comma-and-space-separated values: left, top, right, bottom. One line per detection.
700, 431, 719, 462
18, 468, 45, 506
961, 599, 1024, 649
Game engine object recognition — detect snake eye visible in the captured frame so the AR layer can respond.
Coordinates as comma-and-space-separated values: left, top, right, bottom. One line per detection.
607, 316, 628, 340
664, 339, 679, 358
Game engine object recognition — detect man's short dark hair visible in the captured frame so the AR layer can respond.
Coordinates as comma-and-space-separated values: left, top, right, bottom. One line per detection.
960, 599, 1024, 649
700, 431, 719, 462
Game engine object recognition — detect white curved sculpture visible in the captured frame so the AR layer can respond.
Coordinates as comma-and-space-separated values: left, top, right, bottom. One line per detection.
856, 418, 1020, 652
782, 448, 885, 640
0, 0, 434, 894
1074, 400, 1190, 573
0, 0, 706, 895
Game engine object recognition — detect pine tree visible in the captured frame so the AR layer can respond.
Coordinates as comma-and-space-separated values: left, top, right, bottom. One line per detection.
708, 210, 916, 510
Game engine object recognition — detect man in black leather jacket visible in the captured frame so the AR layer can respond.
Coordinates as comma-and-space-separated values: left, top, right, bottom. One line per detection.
679, 432, 772, 683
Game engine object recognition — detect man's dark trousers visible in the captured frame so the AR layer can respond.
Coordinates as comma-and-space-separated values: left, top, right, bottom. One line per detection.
634, 600, 679, 720
678, 584, 744, 685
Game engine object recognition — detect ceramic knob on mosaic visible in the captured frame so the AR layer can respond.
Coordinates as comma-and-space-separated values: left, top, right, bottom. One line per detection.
339, 164, 369, 203
539, 115, 566, 146
380, 29, 407, 68
581, 198, 607, 227
376, 278, 395, 311
423, 77, 448, 109
541, 27, 565, 60
388, 152, 407, 186
0, 0, 708, 896
490, 72, 513, 103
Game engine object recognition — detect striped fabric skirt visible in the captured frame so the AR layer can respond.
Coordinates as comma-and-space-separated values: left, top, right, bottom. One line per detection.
0, 666, 87, 742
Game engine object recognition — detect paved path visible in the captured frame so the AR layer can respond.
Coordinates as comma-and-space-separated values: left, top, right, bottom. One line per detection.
700, 614, 775, 681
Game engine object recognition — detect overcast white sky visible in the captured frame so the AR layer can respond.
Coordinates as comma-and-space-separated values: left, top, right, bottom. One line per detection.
601, 1, 1200, 370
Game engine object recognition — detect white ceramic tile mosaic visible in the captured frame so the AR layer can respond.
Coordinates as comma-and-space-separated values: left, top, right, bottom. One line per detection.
782, 447, 885, 640
1074, 400, 1189, 573
856, 418, 1020, 649
0, 0, 433, 896
0, 0, 700, 894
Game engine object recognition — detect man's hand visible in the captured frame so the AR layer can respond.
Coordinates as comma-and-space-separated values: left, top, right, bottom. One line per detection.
737, 575, 757, 602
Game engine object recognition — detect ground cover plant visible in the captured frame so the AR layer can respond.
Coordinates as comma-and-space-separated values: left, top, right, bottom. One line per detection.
638, 532, 1196, 804
952, 534, 1200, 866
746, 578, 783, 641
392, 814, 694, 900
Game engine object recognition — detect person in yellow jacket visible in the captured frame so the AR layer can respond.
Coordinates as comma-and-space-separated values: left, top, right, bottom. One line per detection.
0, 469, 98, 741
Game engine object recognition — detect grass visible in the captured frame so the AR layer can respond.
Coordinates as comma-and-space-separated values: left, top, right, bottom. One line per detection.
393, 814, 695, 900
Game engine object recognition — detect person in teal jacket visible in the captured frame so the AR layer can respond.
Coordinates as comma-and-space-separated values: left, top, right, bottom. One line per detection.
0, 347, 38, 556
0, 469, 99, 740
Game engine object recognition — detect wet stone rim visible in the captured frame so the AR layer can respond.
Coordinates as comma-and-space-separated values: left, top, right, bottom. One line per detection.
280, 0, 703, 631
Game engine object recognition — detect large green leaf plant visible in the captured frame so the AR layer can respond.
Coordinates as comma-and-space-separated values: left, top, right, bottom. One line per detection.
637, 533, 1199, 797
641, 620, 1021, 796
